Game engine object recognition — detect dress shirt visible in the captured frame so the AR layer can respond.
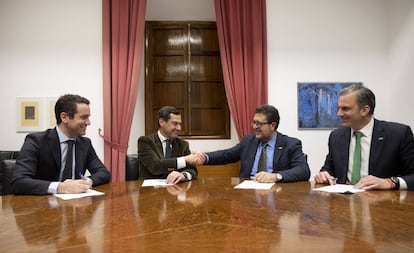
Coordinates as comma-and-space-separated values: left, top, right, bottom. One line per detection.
347, 118, 407, 189
250, 133, 277, 176
47, 126, 76, 194
157, 131, 191, 180
347, 118, 373, 183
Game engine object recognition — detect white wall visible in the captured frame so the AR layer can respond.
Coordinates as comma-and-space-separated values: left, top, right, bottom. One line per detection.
1, 0, 413, 180
0, 0, 104, 157
386, 0, 414, 126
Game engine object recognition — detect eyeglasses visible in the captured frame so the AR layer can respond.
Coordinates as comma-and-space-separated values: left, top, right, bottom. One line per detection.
251, 121, 271, 128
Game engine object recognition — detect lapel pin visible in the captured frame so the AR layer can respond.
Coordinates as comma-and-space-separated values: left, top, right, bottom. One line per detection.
278, 147, 283, 150
378, 137, 384, 141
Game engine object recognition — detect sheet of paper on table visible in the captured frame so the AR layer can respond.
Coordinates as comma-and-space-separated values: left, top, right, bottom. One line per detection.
312, 184, 365, 194
54, 189, 105, 200
234, 180, 275, 190
141, 179, 174, 187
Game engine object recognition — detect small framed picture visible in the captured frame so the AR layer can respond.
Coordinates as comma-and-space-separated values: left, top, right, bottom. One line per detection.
298, 82, 361, 129
16, 97, 44, 132
45, 97, 58, 128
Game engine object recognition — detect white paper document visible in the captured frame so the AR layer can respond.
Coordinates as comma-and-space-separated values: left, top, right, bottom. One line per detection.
312, 184, 365, 194
54, 189, 105, 200
141, 179, 174, 187
234, 180, 275, 190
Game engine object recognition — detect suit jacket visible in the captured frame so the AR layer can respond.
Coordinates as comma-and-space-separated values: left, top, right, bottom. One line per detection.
138, 133, 198, 179
11, 128, 111, 195
320, 119, 414, 190
205, 132, 310, 182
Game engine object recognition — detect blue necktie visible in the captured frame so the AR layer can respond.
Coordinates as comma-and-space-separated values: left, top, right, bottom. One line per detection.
165, 139, 172, 158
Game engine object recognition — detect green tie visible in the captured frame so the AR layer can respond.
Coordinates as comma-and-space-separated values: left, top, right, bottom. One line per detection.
351, 131, 362, 185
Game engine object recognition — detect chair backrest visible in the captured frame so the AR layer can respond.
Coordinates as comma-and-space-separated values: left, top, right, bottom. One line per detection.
0, 151, 19, 160
0, 159, 16, 195
125, 154, 139, 181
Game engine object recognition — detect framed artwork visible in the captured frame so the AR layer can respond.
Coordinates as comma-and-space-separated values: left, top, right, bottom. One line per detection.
16, 97, 44, 132
46, 97, 58, 128
297, 82, 361, 129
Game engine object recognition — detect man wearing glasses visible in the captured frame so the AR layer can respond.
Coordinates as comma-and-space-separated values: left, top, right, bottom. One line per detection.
198, 105, 310, 183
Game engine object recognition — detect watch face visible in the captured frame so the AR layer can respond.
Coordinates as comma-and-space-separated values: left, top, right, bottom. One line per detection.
276, 174, 282, 180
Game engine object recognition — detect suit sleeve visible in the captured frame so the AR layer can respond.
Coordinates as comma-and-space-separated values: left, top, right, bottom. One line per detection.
11, 134, 52, 195
205, 143, 242, 165
398, 126, 414, 190
278, 138, 311, 182
320, 132, 336, 176
178, 143, 198, 179
83, 140, 111, 186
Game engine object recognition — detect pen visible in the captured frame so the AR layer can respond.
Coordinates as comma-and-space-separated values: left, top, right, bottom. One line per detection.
331, 177, 338, 183
79, 172, 90, 181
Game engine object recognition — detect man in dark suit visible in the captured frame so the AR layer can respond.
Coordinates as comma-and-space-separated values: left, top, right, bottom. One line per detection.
199, 105, 310, 183
138, 106, 198, 184
315, 84, 414, 190
12, 94, 111, 195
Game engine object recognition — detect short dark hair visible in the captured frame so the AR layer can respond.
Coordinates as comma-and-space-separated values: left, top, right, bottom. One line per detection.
340, 84, 376, 115
55, 94, 90, 125
256, 105, 280, 129
158, 106, 180, 127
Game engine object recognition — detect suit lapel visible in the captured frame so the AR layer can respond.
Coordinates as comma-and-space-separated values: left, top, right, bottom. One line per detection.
48, 128, 61, 170
369, 120, 385, 172
75, 138, 88, 175
272, 133, 286, 167
153, 134, 164, 158
338, 129, 351, 181
246, 137, 260, 174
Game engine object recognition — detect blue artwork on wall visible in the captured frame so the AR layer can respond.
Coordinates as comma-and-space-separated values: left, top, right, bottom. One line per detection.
298, 82, 360, 129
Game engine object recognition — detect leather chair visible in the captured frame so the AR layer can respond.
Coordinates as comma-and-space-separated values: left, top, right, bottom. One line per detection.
125, 154, 139, 181
1, 159, 16, 195
0, 151, 19, 195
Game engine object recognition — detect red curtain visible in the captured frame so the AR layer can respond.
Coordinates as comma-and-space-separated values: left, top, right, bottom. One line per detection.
102, 0, 146, 182
214, 0, 268, 140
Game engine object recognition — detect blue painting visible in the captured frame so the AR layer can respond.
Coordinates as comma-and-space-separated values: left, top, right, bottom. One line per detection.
298, 82, 360, 129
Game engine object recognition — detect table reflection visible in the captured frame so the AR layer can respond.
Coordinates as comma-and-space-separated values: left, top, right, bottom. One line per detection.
10, 195, 103, 252
2, 179, 414, 252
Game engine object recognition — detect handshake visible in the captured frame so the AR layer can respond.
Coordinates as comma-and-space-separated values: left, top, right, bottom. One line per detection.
185, 151, 207, 166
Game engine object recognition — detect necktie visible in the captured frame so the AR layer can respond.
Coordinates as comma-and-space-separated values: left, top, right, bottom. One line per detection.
165, 139, 172, 158
62, 140, 74, 181
351, 131, 362, 185
257, 142, 268, 173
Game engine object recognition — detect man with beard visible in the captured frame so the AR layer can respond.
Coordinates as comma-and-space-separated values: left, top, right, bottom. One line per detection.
197, 105, 310, 183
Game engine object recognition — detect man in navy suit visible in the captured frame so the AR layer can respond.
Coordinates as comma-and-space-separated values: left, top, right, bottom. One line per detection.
12, 94, 111, 195
314, 84, 414, 190
199, 105, 310, 183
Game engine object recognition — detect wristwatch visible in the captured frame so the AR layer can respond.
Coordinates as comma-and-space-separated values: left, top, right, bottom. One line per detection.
182, 172, 190, 181
390, 176, 400, 190
275, 173, 283, 182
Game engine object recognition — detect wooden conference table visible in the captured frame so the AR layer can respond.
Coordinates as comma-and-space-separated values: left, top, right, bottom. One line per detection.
1, 178, 414, 253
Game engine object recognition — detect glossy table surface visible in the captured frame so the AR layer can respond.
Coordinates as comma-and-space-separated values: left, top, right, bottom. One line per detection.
1, 178, 414, 253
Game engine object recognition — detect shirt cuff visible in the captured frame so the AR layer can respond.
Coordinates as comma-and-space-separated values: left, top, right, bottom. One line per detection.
177, 157, 186, 169
48, 182, 60, 194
